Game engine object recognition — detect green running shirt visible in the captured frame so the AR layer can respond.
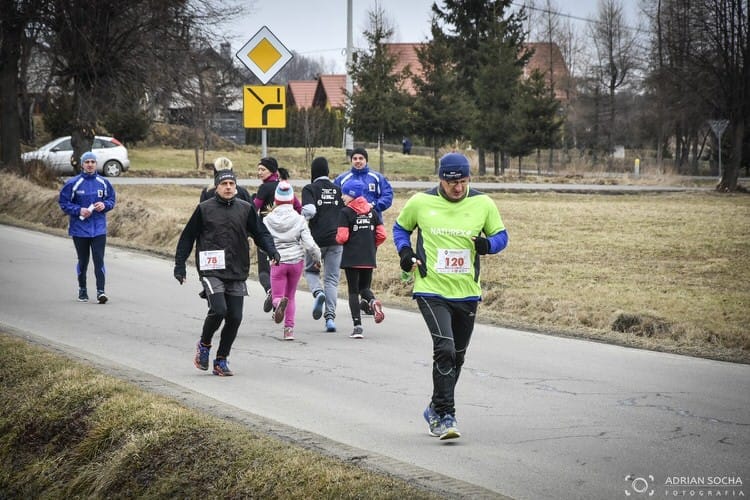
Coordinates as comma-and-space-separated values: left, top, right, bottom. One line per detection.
395, 189, 505, 300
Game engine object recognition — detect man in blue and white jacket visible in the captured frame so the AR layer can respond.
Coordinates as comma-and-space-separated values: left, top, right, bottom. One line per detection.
58, 151, 116, 304
334, 146, 394, 315
334, 147, 393, 215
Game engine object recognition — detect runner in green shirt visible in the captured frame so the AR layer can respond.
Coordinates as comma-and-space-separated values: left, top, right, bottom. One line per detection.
393, 152, 508, 440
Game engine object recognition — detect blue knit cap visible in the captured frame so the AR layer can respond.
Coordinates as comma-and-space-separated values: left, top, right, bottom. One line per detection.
81, 151, 97, 164
438, 153, 470, 180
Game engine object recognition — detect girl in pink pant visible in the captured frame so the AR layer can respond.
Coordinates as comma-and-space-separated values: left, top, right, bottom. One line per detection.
262, 181, 321, 340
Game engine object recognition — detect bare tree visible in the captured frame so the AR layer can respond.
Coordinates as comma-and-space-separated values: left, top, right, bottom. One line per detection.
692, 0, 747, 191
588, 0, 639, 167
0, 0, 50, 169
0, 0, 244, 172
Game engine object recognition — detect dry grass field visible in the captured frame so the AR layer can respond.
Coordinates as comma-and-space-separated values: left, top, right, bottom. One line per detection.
1, 167, 748, 363
0, 333, 441, 499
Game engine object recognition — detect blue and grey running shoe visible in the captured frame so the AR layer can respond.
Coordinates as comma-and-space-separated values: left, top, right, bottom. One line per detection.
423, 404, 442, 437
439, 414, 461, 440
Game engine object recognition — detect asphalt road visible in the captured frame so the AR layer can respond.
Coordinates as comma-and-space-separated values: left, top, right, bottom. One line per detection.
1, 224, 748, 499
108, 176, 709, 193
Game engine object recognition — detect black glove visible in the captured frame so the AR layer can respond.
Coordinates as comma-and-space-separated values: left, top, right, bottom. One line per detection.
174, 265, 186, 284
399, 247, 418, 272
271, 251, 281, 265
474, 236, 490, 255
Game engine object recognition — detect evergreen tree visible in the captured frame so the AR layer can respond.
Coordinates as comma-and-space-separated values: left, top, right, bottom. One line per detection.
432, 0, 530, 175
511, 69, 563, 174
411, 22, 475, 172
346, 5, 412, 173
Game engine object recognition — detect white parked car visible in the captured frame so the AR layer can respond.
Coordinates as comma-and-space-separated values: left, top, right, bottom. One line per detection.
22, 135, 130, 177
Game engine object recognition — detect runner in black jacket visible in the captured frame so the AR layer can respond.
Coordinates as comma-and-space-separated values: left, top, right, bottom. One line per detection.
174, 169, 279, 376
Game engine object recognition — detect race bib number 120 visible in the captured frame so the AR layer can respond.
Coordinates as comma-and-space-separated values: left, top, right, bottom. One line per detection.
199, 250, 226, 270
435, 248, 470, 274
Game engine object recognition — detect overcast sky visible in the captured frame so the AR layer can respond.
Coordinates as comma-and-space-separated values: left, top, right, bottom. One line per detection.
226, 0, 642, 73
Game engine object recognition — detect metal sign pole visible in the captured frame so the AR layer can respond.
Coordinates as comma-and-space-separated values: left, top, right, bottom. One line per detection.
236, 27, 293, 154
708, 119, 729, 179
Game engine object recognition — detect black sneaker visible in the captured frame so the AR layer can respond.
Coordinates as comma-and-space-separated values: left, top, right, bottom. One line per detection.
97, 291, 108, 304
263, 290, 273, 313
78, 288, 88, 302
359, 298, 373, 315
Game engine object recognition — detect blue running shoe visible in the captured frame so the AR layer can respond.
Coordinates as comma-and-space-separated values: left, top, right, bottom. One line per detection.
312, 292, 326, 320
325, 318, 336, 332
439, 414, 461, 440
78, 288, 88, 302
212, 358, 233, 376
423, 404, 442, 437
194, 341, 210, 371
97, 291, 108, 304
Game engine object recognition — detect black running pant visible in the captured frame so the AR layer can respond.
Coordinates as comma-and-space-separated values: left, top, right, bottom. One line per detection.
343, 268, 375, 326
416, 296, 478, 417
257, 247, 271, 293
201, 293, 244, 358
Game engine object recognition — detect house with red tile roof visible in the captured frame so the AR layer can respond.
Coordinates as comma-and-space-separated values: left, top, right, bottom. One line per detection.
383, 41, 570, 101
287, 80, 318, 109
314, 74, 347, 109
522, 42, 572, 102
284, 41, 571, 111
385, 43, 424, 95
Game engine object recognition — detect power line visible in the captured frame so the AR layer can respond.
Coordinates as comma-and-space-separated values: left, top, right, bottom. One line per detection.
510, 1, 650, 35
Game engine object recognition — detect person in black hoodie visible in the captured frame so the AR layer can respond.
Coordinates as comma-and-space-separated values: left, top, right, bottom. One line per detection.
301, 157, 343, 332
174, 169, 280, 376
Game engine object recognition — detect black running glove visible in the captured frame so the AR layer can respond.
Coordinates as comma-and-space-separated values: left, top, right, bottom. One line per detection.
174, 265, 186, 284
474, 236, 490, 255
271, 251, 282, 265
399, 247, 418, 272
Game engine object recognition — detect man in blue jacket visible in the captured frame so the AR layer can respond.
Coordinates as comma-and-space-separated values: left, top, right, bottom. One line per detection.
334, 146, 393, 315
58, 151, 116, 303
334, 147, 393, 215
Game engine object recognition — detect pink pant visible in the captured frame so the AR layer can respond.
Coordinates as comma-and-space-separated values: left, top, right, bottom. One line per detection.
270, 260, 304, 328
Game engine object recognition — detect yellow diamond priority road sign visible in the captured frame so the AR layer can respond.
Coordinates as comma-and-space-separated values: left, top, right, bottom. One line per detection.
236, 26, 293, 84
243, 85, 286, 128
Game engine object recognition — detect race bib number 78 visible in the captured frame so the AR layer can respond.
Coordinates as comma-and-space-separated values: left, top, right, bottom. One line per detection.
199, 250, 226, 270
